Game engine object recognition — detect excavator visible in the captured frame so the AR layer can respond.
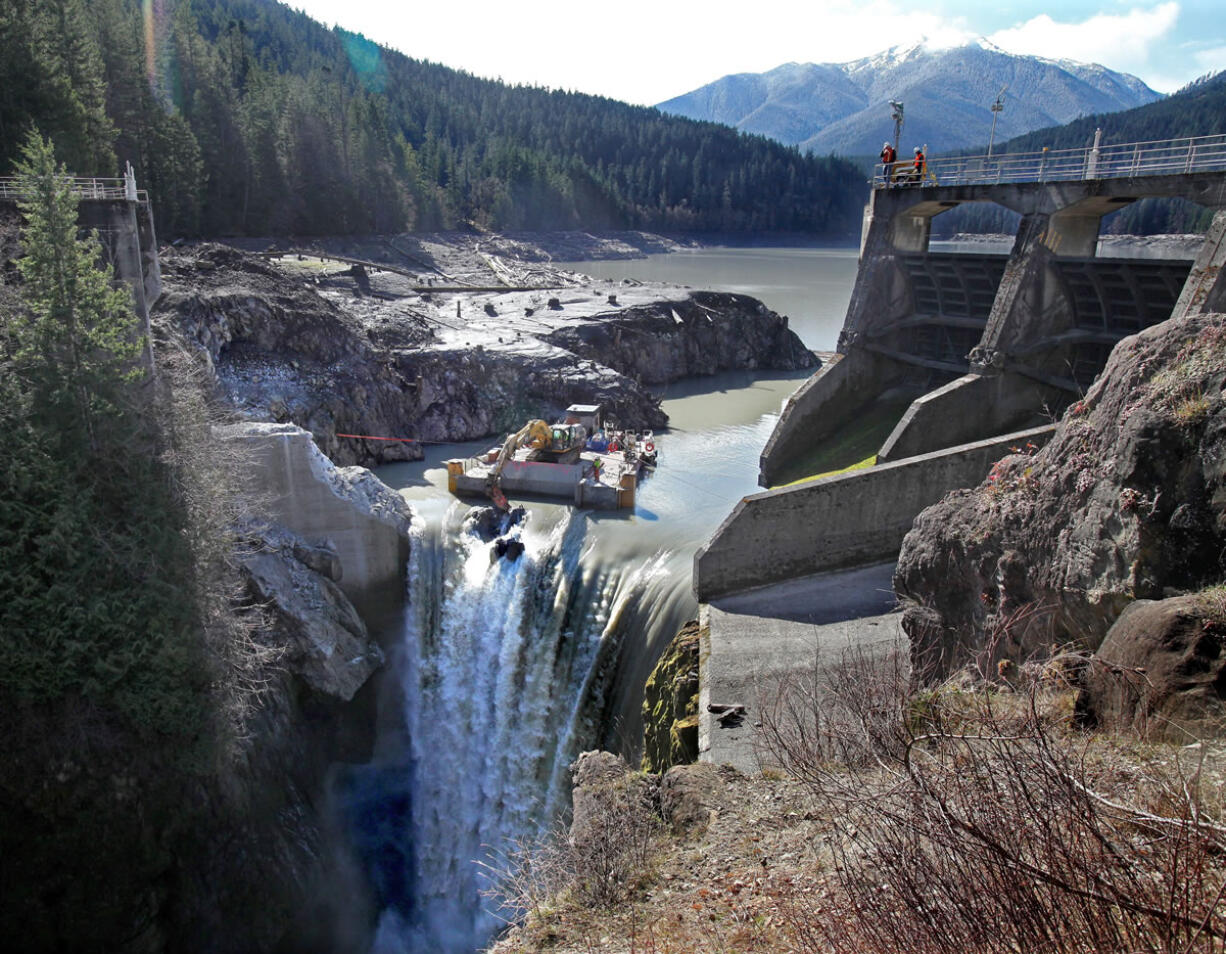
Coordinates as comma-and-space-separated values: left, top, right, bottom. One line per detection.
485, 419, 586, 509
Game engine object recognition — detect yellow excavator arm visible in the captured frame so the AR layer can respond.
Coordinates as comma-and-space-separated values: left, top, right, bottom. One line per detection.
490, 419, 552, 483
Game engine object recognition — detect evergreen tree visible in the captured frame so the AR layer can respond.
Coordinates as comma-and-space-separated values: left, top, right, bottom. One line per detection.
11, 131, 142, 453
1, 131, 203, 733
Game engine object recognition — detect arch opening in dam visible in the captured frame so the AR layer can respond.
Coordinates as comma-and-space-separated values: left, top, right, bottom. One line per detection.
700, 141, 1226, 605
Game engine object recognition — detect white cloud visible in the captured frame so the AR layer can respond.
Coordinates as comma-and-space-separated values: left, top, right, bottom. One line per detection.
1193, 44, 1226, 73
986, 2, 1180, 70
286, 0, 1202, 103
289, 0, 984, 104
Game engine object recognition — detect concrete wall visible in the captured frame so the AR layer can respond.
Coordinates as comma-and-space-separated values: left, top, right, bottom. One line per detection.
878, 372, 1062, 462
1173, 209, 1226, 319
215, 423, 413, 626
695, 424, 1055, 601
76, 199, 159, 322
758, 350, 907, 486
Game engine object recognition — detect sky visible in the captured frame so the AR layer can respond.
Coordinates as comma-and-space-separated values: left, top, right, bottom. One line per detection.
287, 0, 1224, 104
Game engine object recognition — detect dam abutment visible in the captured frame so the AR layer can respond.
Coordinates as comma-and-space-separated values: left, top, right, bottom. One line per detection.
696, 424, 1055, 602
761, 171, 1225, 492
214, 422, 413, 631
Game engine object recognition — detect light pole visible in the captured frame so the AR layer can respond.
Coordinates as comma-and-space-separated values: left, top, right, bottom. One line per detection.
890, 100, 905, 157
987, 85, 1007, 157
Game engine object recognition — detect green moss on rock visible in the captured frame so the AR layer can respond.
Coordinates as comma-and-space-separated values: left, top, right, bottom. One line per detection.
641, 619, 702, 772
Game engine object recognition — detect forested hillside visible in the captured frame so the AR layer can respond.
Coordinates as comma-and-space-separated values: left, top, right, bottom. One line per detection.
0, 0, 865, 238
997, 70, 1226, 235
997, 70, 1226, 154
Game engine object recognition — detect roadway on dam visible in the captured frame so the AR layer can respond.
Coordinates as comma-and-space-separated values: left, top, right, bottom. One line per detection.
699, 562, 902, 772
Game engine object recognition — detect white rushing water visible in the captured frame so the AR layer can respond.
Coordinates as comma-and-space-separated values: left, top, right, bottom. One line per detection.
355, 248, 857, 952
361, 500, 693, 953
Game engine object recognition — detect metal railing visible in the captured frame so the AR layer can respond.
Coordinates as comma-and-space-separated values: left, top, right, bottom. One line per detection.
0, 175, 148, 202
873, 133, 1226, 190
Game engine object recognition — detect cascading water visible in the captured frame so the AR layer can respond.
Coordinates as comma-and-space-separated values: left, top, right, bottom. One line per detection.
359, 501, 692, 954
347, 364, 834, 954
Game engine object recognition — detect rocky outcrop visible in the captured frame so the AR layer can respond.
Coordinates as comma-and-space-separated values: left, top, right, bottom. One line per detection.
213, 422, 413, 626
156, 243, 814, 467
544, 292, 814, 384
895, 312, 1226, 679
641, 620, 702, 773
156, 245, 426, 466
1075, 593, 1226, 739
237, 524, 384, 701
658, 762, 721, 836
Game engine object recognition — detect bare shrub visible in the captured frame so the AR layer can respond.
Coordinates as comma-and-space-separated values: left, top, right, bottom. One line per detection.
481, 771, 660, 924
153, 336, 284, 757
759, 649, 1226, 954
756, 645, 913, 786
569, 772, 659, 906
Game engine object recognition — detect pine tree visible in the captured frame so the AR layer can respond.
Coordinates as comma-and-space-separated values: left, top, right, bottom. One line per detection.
11, 130, 143, 453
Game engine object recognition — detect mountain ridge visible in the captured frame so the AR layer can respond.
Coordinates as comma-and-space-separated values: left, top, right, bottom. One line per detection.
658, 40, 1161, 156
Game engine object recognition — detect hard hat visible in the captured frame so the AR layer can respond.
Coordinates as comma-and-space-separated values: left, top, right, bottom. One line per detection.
883, 142, 890, 148
914, 147, 922, 153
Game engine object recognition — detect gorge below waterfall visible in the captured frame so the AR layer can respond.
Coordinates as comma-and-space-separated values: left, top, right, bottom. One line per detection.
356, 503, 691, 953
340, 248, 856, 953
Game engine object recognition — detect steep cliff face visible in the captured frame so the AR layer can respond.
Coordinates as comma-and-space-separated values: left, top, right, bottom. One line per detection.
155, 245, 816, 467
165, 521, 386, 953
895, 312, 1226, 678
159, 432, 415, 952
641, 620, 702, 773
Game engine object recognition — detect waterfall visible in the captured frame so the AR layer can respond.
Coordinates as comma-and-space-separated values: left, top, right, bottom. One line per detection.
354, 500, 692, 954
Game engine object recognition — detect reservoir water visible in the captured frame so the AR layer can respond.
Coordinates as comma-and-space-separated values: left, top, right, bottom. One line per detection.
559, 245, 859, 352
362, 247, 857, 953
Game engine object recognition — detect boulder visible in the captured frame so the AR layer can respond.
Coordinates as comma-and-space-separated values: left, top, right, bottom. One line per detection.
659, 762, 722, 836
239, 524, 385, 701
895, 313, 1226, 680
1076, 594, 1226, 739
569, 751, 654, 845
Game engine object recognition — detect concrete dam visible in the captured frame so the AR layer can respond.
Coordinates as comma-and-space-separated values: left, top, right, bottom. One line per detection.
695, 133, 1226, 604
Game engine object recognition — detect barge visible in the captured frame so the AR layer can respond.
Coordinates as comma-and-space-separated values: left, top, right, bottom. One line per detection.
446, 404, 656, 511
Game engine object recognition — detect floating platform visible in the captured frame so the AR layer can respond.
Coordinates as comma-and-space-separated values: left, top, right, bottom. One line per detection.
447, 449, 639, 509
446, 404, 653, 511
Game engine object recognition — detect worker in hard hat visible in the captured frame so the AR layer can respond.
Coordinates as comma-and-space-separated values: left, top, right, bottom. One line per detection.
880, 141, 897, 185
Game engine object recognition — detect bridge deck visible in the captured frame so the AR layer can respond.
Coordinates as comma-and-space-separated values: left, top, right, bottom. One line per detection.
876, 133, 1226, 190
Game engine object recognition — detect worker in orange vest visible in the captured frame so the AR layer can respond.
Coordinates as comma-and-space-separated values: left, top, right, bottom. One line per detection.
910, 146, 926, 184
880, 141, 897, 184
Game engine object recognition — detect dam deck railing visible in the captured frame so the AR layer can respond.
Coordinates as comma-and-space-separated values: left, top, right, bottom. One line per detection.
0, 175, 148, 203
874, 133, 1226, 190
